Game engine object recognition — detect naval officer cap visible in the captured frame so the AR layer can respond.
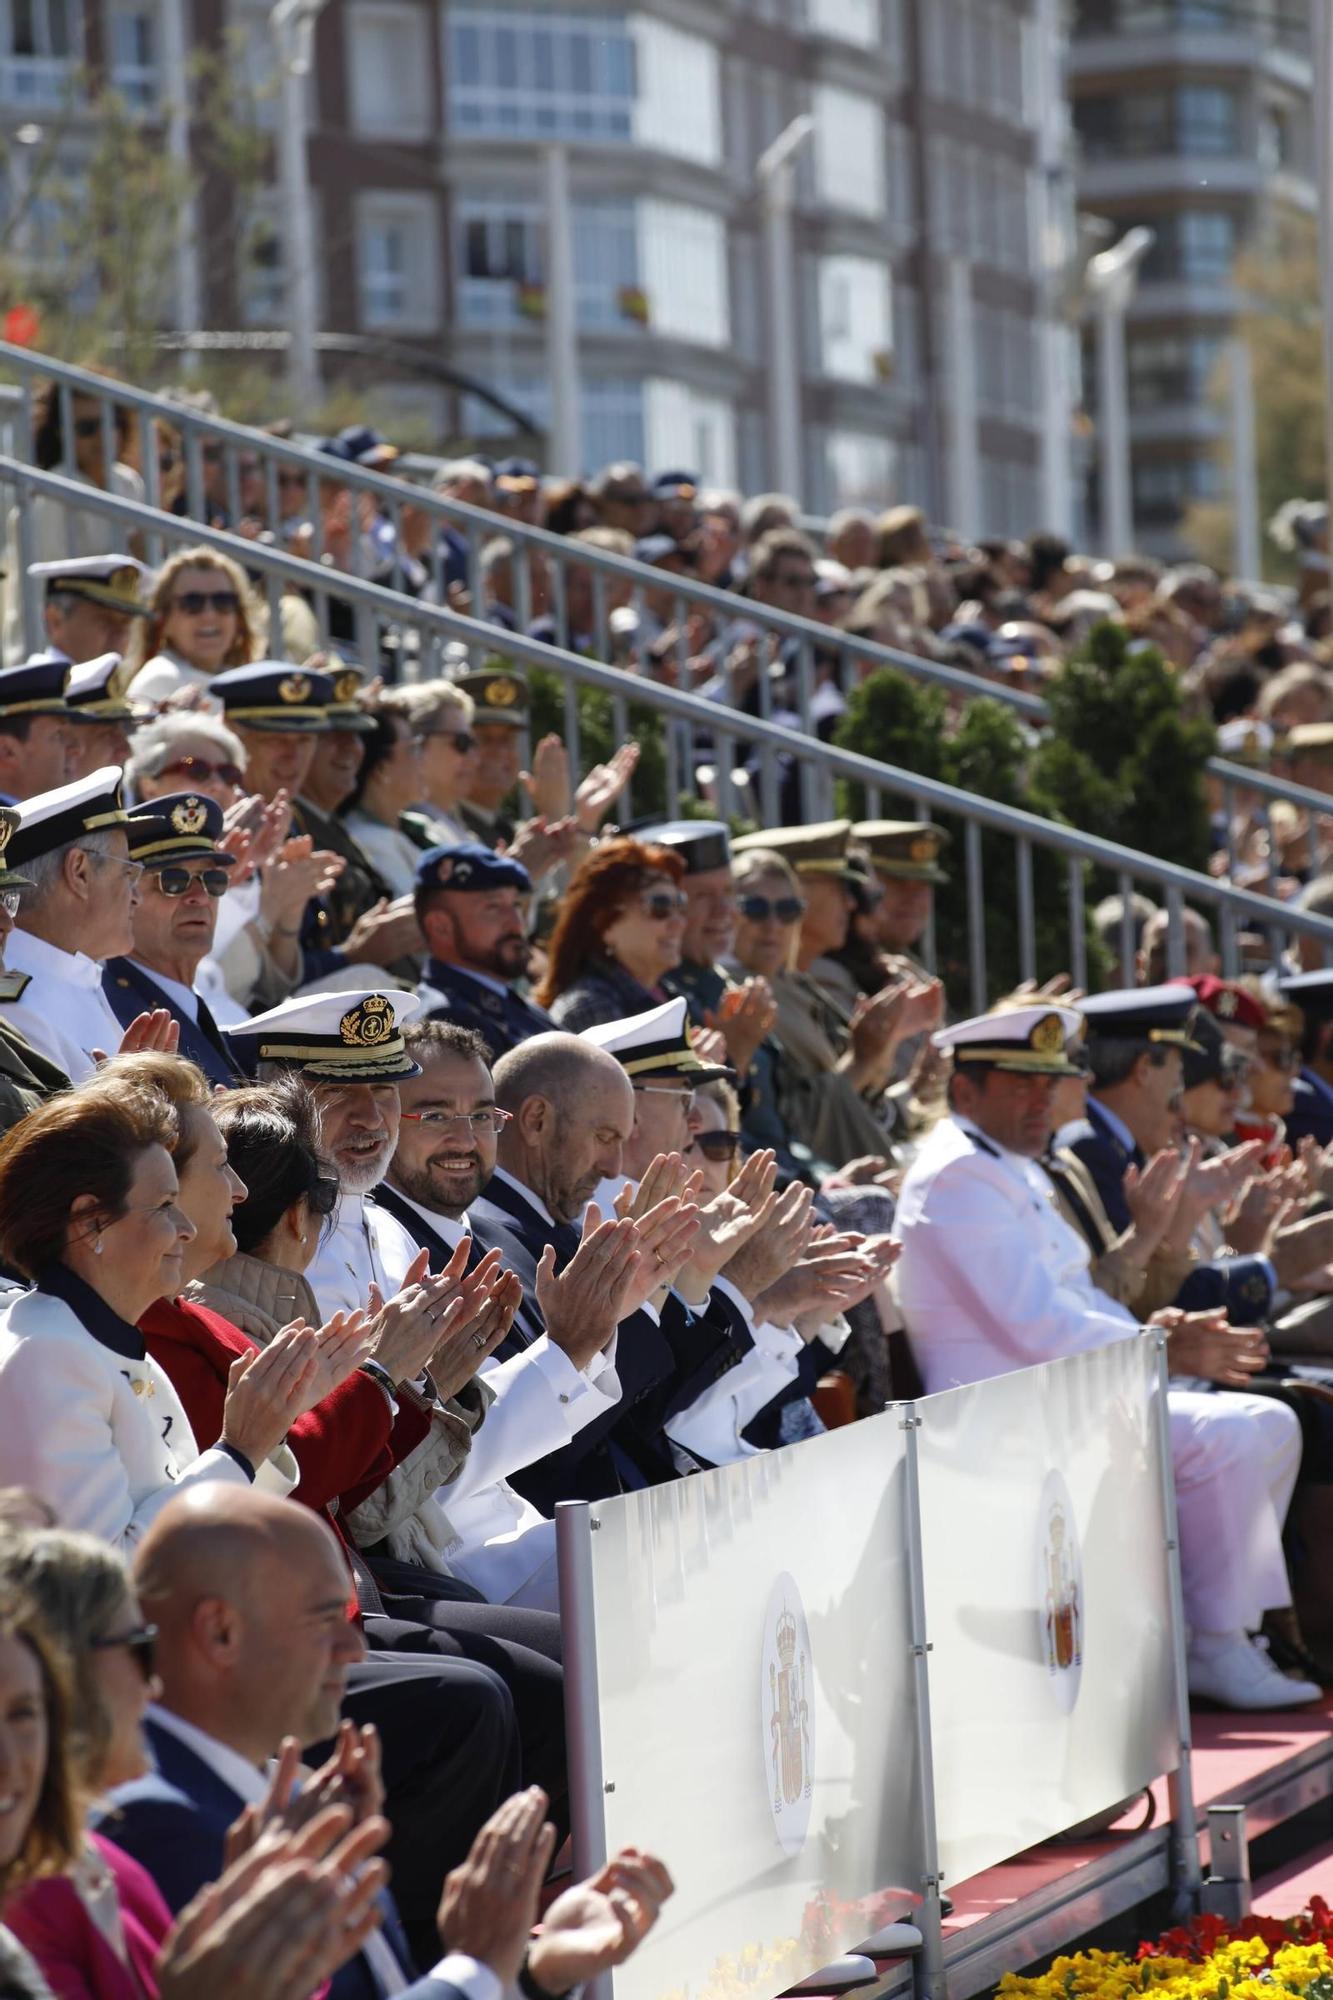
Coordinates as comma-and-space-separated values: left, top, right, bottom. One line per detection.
224, 987, 423, 1083
457, 669, 528, 729
9, 765, 129, 868
123, 791, 236, 869
64, 652, 147, 725
581, 994, 732, 1084
634, 819, 731, 875
853, 820, 950, 886
209, 661, 334, 733
1077, 983, 1205, 1050
732, 818, 859, 880
0, 653, 69, 721
1278, 968, 1333, 1018
933, 1003, 1085, 1077
415, 842, 532, 896
28, 553, 148, 618
0, 808, 33, 891
308, 653, 377, 735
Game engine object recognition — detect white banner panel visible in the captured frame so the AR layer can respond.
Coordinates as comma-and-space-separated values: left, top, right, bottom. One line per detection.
578, 1416, 923, 2000
917, 1338, 1179, 1890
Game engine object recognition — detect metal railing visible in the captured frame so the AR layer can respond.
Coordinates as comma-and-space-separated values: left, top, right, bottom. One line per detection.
3, 453, 1331, 1008
0, 338, 1298, 826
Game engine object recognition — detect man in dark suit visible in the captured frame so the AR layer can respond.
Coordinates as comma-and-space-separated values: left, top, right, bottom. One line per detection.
110, 1483, 673, 1998
101, 792, 245, 1086
1278, 969, 1333, 1149
109, 1483, 525, 1987
413, 842, 553, 1059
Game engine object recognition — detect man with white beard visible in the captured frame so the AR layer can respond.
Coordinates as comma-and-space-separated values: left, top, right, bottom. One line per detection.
224, 986, 426, 1314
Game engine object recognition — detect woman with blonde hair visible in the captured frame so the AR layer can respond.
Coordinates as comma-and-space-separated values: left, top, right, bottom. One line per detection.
0, 1597, 80, 1996
123, 550, 261, 706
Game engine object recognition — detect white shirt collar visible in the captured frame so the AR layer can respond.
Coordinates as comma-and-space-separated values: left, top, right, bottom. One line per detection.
388, 1185, 471, 1250
148, 1704, 268, 1805
8, 926, 105, 988
489, 1163, 556, 1228
130, 960, 200, 1023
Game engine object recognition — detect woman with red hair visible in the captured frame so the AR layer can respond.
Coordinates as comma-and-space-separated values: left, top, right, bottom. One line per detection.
537, 837, 688, 1031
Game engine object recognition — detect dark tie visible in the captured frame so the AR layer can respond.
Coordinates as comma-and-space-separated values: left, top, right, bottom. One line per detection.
195, 994, 241, 1080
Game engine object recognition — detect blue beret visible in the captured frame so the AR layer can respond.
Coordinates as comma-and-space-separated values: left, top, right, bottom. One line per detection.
416, 842, 532, 895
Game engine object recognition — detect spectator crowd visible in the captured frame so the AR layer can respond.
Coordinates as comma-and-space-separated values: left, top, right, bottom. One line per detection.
5, 374, 1333, 1997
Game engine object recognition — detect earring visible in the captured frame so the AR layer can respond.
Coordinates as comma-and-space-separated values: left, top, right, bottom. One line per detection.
93, 1234, 104, 1256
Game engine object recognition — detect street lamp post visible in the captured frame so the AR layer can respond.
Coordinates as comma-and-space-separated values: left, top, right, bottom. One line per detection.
1315, 0, 1333, 536
160, 0, 202, 363
1084, 224, 1154, 558
545, 144, 581, 476
757, 114, 815, 499
270, 0, 328, 412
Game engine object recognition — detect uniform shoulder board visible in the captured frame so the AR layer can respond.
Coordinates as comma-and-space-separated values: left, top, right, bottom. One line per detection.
963, 1127, 1000, 1158
0, 971, 32, 1002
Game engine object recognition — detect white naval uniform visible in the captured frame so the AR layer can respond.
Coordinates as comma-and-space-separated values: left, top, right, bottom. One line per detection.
344, 1188, 629, 1609
586, 1173, 805, 1467
1, 930, 126, 1082
895, 1114, 1301, 1637
306, 1188, 423, 1318
0, 1290, 297, 1550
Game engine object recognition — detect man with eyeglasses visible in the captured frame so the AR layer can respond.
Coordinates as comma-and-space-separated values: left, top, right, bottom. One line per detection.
101, 793, 245, 1086
414, 844, 553, 1060
1, 766, 152, 1083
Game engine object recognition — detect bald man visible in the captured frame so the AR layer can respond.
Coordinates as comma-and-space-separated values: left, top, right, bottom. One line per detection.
106, 1486, 523, 1988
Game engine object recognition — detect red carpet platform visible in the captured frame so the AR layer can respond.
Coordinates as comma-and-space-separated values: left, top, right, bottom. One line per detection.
868, 1697, 1333, 2000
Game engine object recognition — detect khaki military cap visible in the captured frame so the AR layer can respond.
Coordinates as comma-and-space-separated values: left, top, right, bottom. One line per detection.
732, 819, 857, 878
853, 820, 950, 885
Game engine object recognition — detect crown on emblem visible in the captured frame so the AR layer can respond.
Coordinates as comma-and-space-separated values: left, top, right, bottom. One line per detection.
776, 1605, 798, 1668
170, 796, 209, 836
334, 671, 360, 702
0, 818, 12, 858
488, 677, 520, 707
340, 994, 394, 1047
279, 674, 311, 704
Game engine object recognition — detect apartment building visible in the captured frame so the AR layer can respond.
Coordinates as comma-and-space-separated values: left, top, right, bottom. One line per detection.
1068, 0, 1315, 557
0, 0, 1069, 529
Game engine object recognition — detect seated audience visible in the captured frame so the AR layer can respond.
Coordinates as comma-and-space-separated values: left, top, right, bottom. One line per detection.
124, 549, 259, 707
415, 843, 553, 1058
538, 836, 688, 1032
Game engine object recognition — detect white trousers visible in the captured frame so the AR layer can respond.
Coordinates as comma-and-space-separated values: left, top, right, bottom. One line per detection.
1170, 1388, 1301, 1637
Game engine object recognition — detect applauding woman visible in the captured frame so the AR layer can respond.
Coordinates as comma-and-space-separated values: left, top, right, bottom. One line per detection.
0, 1082, 317, 1549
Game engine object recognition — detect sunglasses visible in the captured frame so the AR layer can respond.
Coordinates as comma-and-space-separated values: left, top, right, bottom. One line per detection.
641, 889, 688, 920
154, 866, 231, 898
0, 891, 19, 919
738, 894, 806, 924
171, 590, 240, 616
73, 415, 107, 440
419, 729, 475, 753
90, 1622, 158, 1681
690, 1131, 741, 1161
1260, 1044, 1299, 1072
159, 756, 244, 788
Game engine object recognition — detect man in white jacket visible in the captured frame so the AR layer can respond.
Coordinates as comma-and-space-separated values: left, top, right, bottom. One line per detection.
895, 1000, 1316, 1712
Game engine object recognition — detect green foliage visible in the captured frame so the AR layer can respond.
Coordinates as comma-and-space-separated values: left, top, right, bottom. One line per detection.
833, 668, 1109, 1007
525, 664, 668, 821
1029, 620, 1215, 875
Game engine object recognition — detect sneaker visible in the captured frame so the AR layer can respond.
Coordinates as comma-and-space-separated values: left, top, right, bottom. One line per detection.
1188, 1633, 1321, 1710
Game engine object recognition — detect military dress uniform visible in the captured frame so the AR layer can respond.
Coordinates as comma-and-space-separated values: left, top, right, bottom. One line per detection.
1278, 972, 1333, 1148
0, 805, 68, 1133
413, 842, 551, 1059
456, 668, 529, 851
894, 1004, 1307, 1665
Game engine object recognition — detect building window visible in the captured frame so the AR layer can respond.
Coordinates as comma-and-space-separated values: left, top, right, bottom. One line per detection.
460, 372, 646, 476
230, 0, 299, 129
1138, 209, 1237, 283
448, 7, 634, 142
357, 193, 439, 332
1, 0, 75, 104
644, 379, 736, 488
805, 0, 880, 46
1075, 84, 1238, 159
347, 2, 431, 139
817, 254, 892, 385
1126, 331, 1224, 406
1075, 2, 1237, 28
812, 83, 885, 217
631, 17, 721, 167
823, 431, 896, 511
456, 194, 727, 344
107, 0, 157, 107
1132, 452, 1223, 516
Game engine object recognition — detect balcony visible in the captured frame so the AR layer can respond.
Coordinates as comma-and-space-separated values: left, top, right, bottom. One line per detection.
1070, 29, 1308, 82
1077, 153, 1262, 201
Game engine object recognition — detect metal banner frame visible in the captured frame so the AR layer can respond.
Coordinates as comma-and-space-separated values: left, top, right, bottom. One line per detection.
556, 1341, 1200, 2000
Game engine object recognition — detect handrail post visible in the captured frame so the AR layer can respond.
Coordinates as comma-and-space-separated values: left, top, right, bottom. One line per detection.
901, 1408, 948, 2000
